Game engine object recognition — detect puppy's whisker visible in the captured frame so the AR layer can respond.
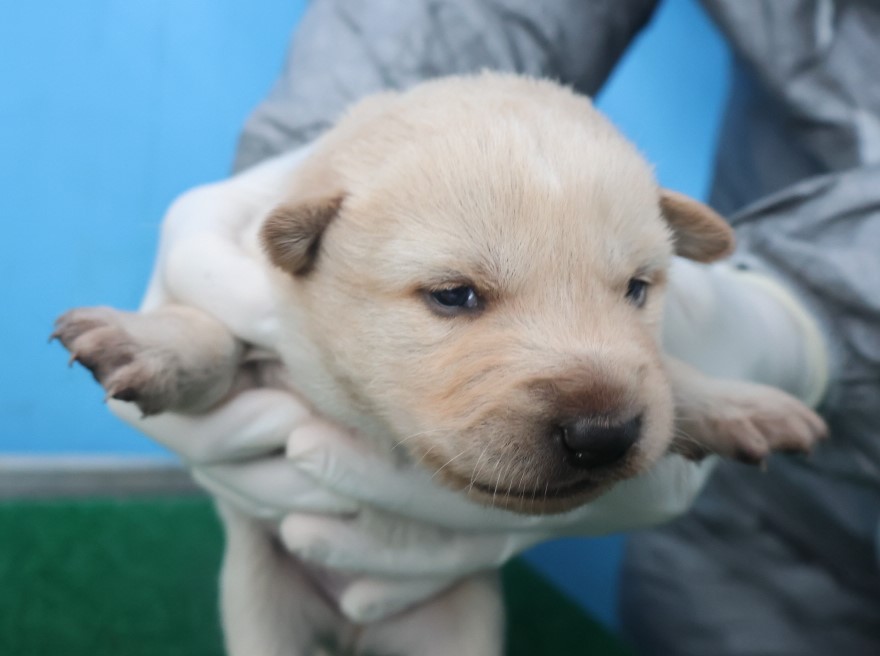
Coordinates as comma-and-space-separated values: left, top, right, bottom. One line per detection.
431, 447, 474, 480
473, 452, 493, 487
516, 456, 531, 507
490, 460, 509, 509
391, 428, 448, 452
413, 444, 438, 468
516, 466, 525, 508
467, 443, 493, 493
669, 426, 722, 458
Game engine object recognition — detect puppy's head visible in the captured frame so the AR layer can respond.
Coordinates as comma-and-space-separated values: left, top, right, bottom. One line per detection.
262, 75, 733, 514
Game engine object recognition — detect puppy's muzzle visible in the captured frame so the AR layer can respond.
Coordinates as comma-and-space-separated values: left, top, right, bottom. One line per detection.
554, 414, 642, 469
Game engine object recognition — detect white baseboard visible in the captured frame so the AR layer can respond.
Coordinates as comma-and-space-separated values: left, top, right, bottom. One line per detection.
0, 455, 202, 499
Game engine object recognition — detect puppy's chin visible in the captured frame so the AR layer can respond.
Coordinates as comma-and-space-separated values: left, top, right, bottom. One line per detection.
462, 478, 613, 515
425, 456, 647, 516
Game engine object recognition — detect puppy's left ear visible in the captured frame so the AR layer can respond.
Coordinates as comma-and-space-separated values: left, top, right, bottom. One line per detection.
660, 190, 735, 263
260, 153, 345, 276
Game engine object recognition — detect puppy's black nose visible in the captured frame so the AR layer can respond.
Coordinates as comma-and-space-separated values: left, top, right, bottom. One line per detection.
555, 415, 642, 468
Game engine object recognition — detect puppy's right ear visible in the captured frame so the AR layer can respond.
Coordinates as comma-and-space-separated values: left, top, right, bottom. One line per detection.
261, 192, 344, 275
660, 190, 735, 263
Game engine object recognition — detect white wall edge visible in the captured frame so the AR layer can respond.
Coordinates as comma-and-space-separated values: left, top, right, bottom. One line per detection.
0, 455, 201, 499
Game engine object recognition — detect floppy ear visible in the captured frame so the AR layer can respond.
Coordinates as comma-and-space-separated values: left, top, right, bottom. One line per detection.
260, 151, 346, 276
660, 190, 735, 263
261, 193, 344, 275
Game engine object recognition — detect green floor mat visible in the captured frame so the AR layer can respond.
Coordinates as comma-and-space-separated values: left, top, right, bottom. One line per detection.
0, 498, 631, 655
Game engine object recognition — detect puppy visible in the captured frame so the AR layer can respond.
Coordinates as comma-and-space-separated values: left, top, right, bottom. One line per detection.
54, 74, 825, 656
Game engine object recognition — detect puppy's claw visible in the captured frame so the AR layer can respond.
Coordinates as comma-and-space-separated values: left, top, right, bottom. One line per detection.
107, 385, 138, 403
54, 306, 181, 416
115, 390, 140, 403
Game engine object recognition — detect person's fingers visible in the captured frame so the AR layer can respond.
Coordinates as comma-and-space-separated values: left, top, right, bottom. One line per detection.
285, 426, 533, 530
278, 510, 543, 578
339, 576, 458, 623
111, 388, 362, 517
285, 423, 441, 508
108, 388, 312, 464
192, 460, 358, 519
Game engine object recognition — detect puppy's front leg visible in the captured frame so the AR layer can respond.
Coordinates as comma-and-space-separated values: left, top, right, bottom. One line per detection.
53, 305, 243, 416
217, 503, 339, 656
359, 573, 504, 656
665, 357, 828, 464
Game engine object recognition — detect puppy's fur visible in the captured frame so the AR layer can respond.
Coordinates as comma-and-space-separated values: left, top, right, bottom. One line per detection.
55, 74, 826, 656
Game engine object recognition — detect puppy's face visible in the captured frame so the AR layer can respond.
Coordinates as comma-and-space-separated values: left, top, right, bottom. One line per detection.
263, 75, 733, 514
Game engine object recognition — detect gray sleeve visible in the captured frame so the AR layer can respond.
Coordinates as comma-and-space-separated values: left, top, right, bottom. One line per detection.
729, 166, 880, 471
620, 165, 880, 655
233, 0, 659, 172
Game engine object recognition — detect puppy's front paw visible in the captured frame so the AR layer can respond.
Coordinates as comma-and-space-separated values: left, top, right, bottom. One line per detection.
673, 379, 828, 465
52, 307, 181, 416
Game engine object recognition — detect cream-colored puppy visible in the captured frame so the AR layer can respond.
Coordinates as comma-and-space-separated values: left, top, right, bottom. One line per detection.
55, 74, 825, 656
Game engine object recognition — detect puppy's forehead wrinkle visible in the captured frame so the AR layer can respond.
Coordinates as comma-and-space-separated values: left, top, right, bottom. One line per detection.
348, 215, 670, 304
337, 172, 672, 302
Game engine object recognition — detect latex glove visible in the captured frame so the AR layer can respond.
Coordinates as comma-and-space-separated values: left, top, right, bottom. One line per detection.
141, 145, 314, 345
275, 418, 715, 622
664, 258, 828, 405
279, 448, 713, 621
274, 425, 713, 622
109, 392, 358, 518
280, 458, 714, 575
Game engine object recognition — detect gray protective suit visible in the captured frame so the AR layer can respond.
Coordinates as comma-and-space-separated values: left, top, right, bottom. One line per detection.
234, 1, 880, 653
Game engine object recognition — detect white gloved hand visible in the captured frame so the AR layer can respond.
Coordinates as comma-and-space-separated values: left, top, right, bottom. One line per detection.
141, 145, 314, 345
109, 393, 358, 518
279, 457, 714, 621
664, 258, 828, 405
273, 416, 716, 622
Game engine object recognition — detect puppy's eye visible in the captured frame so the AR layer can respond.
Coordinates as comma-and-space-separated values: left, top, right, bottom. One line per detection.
427, 286, 481, 314
625, 279, 650, 307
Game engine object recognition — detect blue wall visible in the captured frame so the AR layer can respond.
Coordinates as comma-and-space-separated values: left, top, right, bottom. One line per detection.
1, 0, 729, 632
2, 0, 308, 454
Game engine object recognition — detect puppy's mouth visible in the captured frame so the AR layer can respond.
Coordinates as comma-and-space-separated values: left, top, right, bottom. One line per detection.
468, 475, 598, 501
414, 441, 642, 513
432, 465, 607, 513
